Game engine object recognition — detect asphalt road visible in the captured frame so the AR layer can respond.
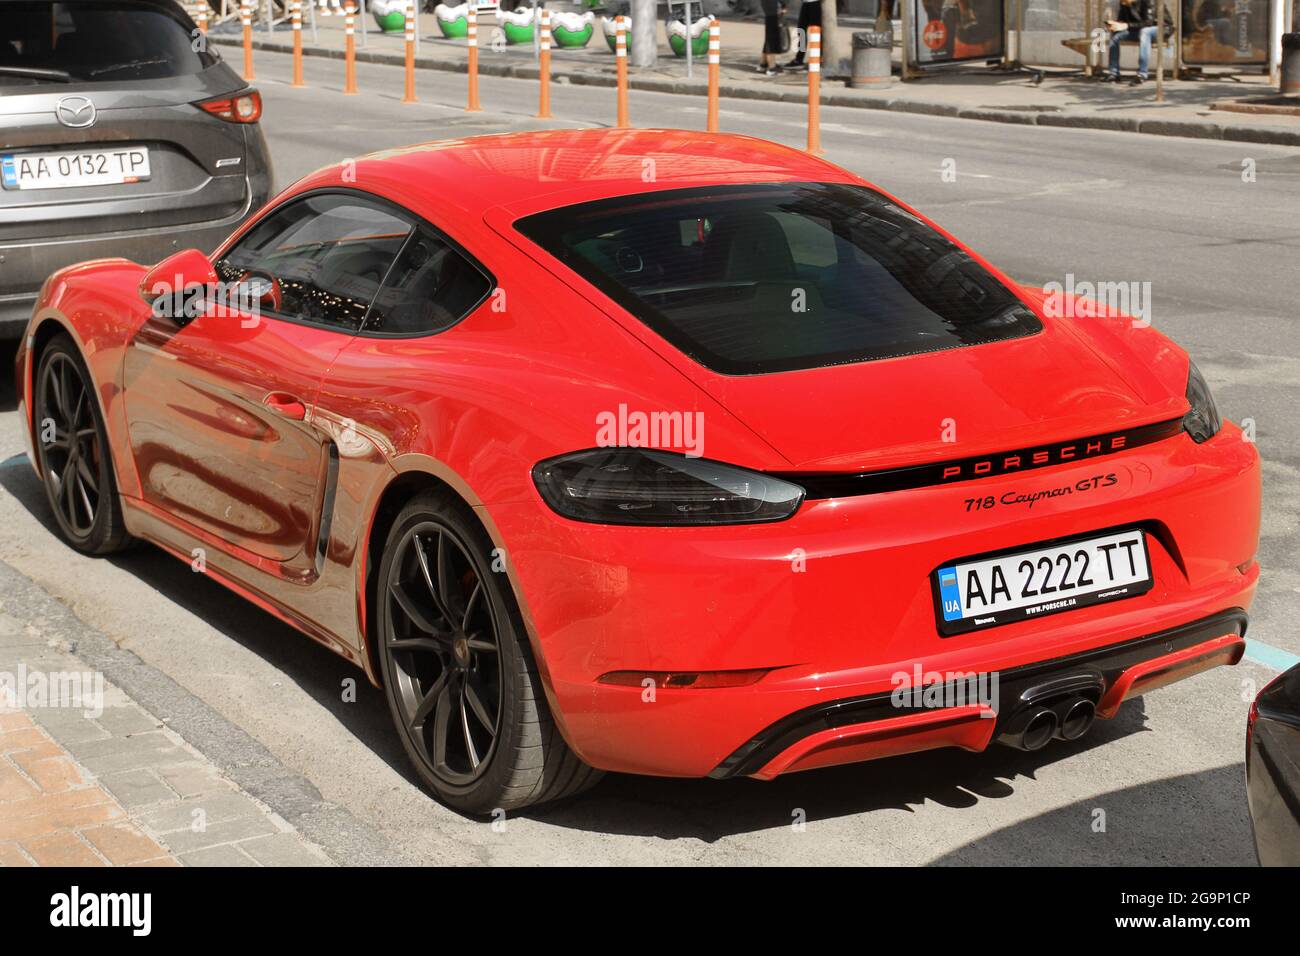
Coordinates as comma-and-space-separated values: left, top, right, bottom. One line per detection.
1, 48, 1297, 864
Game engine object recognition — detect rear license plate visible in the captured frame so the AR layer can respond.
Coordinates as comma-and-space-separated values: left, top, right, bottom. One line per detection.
934, 528, 1152, 636
1, 147, 151, 190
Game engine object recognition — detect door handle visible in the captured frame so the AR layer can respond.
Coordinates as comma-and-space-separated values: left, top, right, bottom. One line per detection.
263, 392, 307, 421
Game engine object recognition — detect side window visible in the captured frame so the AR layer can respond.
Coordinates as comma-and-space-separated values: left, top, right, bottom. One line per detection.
363, 226, 492, 336
215, 193, 412, 332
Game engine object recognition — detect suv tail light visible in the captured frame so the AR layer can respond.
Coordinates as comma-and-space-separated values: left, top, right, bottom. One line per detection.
196, 91, 263, 124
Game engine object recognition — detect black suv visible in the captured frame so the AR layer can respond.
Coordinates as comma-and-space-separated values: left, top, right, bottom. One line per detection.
1, 0, 273, 337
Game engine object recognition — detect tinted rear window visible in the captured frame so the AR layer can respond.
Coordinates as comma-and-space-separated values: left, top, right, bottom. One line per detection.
1, 2, 215, 86
516, 182, 1041, 375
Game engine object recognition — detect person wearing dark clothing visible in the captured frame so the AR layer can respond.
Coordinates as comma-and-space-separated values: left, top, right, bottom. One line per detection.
1105, 0, 1173, 85
760, 0, 788, 75
786, 0, 822, 69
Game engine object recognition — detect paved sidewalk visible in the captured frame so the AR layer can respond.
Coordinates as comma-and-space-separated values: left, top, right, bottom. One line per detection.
0, 567, 333, 867
209, 13, 1300, 146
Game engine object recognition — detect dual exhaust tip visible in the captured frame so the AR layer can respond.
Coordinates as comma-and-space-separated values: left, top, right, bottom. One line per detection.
997, 695, 1097, 752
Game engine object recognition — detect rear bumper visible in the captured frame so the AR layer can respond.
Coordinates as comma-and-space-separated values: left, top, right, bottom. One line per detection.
714, 609, 1247, 779
0, 170, 268, 340
0, 215, 234, 340
0, 295, 38, 338
489, 421, 1260, 778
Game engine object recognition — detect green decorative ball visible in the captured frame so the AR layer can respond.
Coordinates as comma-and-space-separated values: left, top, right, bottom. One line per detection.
503, 20, 534, 44
436, 14, 468, 37
554, 23, 594, 48
669, 30, 709, 57
373, 9, 406, 33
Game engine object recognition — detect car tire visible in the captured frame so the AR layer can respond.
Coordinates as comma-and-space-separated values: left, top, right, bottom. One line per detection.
376, 490, 602, 815
33, 334, 132, 556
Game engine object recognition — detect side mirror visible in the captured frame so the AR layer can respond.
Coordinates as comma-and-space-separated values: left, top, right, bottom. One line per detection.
140, 249, 219, 327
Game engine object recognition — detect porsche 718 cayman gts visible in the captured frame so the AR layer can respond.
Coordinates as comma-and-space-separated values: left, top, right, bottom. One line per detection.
15, 130, 1260, 813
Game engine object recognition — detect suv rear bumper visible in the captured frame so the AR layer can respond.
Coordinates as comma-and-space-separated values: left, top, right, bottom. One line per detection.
0, 295, 38, 338
0, 204, 250, 339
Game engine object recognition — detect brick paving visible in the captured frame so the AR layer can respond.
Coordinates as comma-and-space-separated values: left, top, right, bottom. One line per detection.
0, 711, 174, 866
0, 609, 332, 867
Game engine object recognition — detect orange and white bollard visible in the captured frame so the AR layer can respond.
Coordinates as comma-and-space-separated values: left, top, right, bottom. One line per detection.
402, 1, 416, 103
291, 1, 305, 87
343, 3, 358, 94
197, 3, 208, 33
240, 0, 254, 81
706, 18, 719, 132
615, 16, 629, 129
466, 6, 481, 112
537, 9, 552, 118
806, 25, 823, 155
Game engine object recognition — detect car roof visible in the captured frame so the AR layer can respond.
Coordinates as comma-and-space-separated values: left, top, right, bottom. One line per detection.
298, 129, 859, 220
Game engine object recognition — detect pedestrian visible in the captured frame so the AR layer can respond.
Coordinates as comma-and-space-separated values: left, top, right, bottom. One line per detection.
785, 0, 821, 69
1104, 0, 1173, 85
759, 0, 788, 75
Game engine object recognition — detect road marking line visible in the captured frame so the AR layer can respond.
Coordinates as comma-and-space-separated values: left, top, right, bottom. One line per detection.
1244, 639, 1300, 672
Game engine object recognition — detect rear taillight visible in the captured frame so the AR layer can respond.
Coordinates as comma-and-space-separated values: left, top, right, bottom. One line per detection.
196, 91, 262, 124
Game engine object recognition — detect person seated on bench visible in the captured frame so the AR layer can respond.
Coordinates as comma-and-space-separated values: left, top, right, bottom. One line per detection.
1104, 0, 1172, 85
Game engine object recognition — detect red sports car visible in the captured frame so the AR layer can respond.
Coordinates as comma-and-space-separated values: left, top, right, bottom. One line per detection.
14, 129, 1260, 813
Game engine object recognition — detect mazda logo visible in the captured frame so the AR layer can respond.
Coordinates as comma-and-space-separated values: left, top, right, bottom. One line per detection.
54, 95, 96, 129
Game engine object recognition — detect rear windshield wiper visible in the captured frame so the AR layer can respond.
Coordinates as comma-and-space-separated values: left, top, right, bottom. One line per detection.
87, 57, 171, 77
0, 66, 73, 83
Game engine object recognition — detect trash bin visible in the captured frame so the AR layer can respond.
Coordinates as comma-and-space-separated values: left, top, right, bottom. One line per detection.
1283, 34, 1300, 95
850, 30, 893, 88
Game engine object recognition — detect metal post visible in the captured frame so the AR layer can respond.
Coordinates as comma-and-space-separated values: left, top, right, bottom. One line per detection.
1001, 0, 1012, 68
360, 0, 367, 46
1015, 0, 1025, 66
631, 0, 656, 67
901, 0, 915, 80
402, 0, 416, 102
685, 0, 694, 80
292, 0, 304, 86
537, 8, 551, 117
344, 3, 358, 93
242, 0, 255, 78
615, 15, 629, 127
807, 25, 822, 154
1084, 0, 1094, 76
467, 5, 481, 111
706, 17, 719, 131
1155, 0, 1164, 101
